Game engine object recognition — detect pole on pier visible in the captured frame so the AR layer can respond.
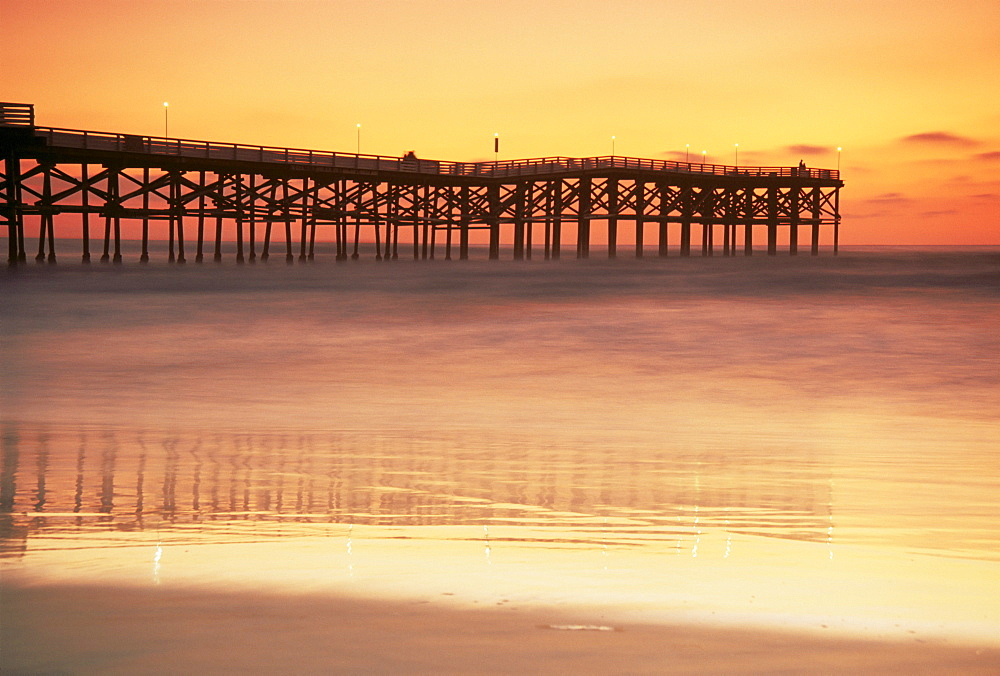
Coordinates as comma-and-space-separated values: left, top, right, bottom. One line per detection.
743, 188, 754, 256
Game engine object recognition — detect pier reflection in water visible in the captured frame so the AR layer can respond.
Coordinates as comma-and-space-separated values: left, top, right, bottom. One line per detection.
0, 425, 833, 559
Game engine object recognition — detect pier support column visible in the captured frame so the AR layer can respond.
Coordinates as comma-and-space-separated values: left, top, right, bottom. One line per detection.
308, 186, 318, 261
195, 172, 206, 262
101, 165, 120, 264
459, 185, 470, 260
577, 177, 591, 259
833, 188, 841, 255
513, 183, 526, 260
488, 183, 500, 260
789, 186, 799, 256
607, 178, 618, 259
4, 152, 23, 265
767, 186, 778, 256
80, 163, 91, 263
172, 171, 186, 263
743, 188, 754, 256
214, 174, 225, 262
634, 181, 645, 258
37, 165, 56, 263
235, 176, 246, 264
140, 168, 150, 262
679, 185, 692, 257
810, 187, 821, 256
552, 181, 562, 260
248, 174, 257, 262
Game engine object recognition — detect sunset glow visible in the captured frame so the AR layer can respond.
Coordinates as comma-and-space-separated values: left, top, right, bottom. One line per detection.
2, 0, 997, 244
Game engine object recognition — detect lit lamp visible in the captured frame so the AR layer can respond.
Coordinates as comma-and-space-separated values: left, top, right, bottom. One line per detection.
163, 102, 169, 138
734, 143, 739, 167
611, 135, 616, 156
356, 123, 361, 154
837, 146, 842, 171
702, 149, 707, 164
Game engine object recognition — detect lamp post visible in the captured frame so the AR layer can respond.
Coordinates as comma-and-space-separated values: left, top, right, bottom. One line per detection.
494, 133, 499, 164
702, 150, 707, 165
163, 102, 169, 138
356, 123, 361, 154
686, 144, 690, 163
837, 146, 842, 172
734, 143, 739, 167
611, 135, 616, 157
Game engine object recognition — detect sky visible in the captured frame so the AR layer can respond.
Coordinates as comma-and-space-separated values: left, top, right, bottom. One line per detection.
1, 0, 998, 245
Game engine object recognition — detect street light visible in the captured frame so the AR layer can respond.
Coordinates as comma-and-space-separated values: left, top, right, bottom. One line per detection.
734, 143, 739, 167
494, 132, 499, 163
356, 123, 361, 154
611, 135, 616, 157
702, 150, 707, 164
163, 102, 169, 137
837, 146, 842, 172
686, 144, 690, 163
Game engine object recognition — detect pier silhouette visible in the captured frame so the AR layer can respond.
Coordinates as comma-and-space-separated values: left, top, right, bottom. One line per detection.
2, 103, 843, 265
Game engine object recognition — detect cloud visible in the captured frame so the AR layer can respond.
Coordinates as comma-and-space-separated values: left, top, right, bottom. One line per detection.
900, 131, 979, 147
974, 150, 1000, 161
920, 209, 958, 217
785, 144, 828, 156
841, 210, 888, 220
971, 193, 1000, 201
864, 192, 912, 204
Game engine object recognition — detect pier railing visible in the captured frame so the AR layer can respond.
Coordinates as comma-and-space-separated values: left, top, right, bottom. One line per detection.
18, 124, 839, 181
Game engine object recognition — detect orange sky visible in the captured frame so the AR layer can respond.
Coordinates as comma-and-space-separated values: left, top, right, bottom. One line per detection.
2, 0, 997, 245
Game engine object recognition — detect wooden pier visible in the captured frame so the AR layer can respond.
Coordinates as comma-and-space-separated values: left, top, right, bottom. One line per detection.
2, 103, 843, 265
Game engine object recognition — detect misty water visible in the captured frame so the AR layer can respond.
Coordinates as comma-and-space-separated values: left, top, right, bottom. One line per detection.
2, 247, 998, 643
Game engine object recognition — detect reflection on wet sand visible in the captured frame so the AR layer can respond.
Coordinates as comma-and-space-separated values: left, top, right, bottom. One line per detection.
1, 425, 833, 558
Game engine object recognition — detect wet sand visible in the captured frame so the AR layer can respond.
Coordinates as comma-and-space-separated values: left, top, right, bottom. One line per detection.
3, 581, 997, 675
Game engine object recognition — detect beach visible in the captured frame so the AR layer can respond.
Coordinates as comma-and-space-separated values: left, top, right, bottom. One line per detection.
2, 247, 999, 672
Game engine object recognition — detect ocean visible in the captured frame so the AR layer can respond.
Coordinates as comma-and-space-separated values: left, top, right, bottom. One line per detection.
2, 246, 999, 669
